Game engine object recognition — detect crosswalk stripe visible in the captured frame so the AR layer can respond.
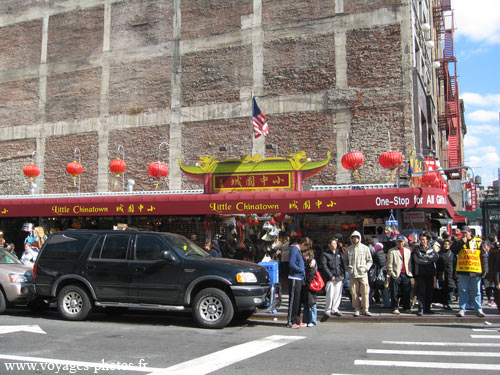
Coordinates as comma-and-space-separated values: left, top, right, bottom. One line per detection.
367, 349, 500, 357
148, 335, 305, 375
354, 359, 500, 371
472, 329, 500, 332
471, 335, 500, 339
383, 340, 500, 347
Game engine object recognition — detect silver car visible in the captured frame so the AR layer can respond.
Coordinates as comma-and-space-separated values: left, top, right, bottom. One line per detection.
0, 248, 36, 313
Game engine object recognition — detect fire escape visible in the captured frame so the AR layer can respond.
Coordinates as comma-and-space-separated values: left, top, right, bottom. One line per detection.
434, 0, 463, 177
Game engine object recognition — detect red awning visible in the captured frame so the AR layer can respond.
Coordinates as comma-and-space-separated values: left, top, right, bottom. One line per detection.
0, 187, 451, 218
453, 213, 467, 223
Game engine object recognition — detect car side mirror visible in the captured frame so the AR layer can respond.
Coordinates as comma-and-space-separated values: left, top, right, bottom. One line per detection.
160, 250, 176, 262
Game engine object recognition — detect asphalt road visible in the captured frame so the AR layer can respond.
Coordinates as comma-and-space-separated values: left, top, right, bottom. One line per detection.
0, 307, 499, 375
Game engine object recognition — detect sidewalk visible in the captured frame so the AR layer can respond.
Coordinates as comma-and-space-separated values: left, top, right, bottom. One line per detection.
252, 293, 500, 324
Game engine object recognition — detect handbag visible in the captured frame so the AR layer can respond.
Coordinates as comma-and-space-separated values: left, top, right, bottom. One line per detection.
308, 270, 325, 292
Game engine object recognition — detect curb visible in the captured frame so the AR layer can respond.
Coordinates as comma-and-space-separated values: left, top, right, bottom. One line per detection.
251, 312, 500, 324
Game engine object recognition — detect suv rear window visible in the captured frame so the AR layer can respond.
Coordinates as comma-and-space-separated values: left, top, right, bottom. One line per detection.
90, 234, 130, 260
42, 233, 93, 260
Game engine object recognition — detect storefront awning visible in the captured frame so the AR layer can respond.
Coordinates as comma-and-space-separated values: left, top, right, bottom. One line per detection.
0, 187, 451, 218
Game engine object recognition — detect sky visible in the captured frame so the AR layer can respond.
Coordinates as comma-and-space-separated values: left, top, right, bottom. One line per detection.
453, 0, 500, 188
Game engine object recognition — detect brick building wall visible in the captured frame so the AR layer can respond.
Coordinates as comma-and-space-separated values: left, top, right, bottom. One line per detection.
0, 0, 416, 195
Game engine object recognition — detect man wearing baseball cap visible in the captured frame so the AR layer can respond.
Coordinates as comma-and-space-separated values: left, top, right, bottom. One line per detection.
386, 235, 413, 314
451, 226, 488, 317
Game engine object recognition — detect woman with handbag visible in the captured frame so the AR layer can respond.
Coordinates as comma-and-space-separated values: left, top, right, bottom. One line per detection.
301, 249, 319, 327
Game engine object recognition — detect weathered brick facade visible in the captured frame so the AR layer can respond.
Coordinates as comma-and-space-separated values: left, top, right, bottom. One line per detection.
0, 20, 42, 71
0, 0, 424, 195
44, 133, 99, 194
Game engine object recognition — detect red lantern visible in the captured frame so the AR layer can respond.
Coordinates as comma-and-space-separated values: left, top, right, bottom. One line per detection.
341, 151, 364, 181
66, 161, 83, 186
23, 163, 40, 180
148, 162, 169, 179
109, 158, 126, 176
66, 161, 83, 178
269, 218, 275, 225
422, 171, 438, 186
379, 151, 403, 171
341, 151, 364, 171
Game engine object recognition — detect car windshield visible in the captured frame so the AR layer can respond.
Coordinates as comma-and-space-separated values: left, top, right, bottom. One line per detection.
0, 248, 22, 264
161, 234, 209, 258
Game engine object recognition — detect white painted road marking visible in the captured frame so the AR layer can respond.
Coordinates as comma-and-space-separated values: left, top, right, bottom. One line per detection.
0, 325, 46, 335
383, 340, 500, 347
473, 328, 500, 332
355, 360, 500, 371
471, 335, 500, 339
148, 335, 305, 375
367, 348, 500, 357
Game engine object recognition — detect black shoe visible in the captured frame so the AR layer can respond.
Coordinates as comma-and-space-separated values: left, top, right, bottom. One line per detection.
333, 311, 342, 317
320, 315, 330, 322
443, 305, 452, 310
417, 310, 423, 316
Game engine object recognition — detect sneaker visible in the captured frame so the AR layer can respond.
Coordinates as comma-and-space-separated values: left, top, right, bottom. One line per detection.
364, 311, 372, 317
487, 301, 492, 307
456, 310, 465, 317
307, 323, 316, 327
353, 311, 360, 317
392, 309, 401, 315
299, 322, 307, 327
477, 310, 486, 318
333, 311, 342, 317
288, 324, 300, 329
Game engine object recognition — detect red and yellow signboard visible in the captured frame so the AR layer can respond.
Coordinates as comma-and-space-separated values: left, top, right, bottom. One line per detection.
212, 172, 292, 192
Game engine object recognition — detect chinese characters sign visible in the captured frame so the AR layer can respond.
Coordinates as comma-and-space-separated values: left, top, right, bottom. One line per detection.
212, 172, 292, 192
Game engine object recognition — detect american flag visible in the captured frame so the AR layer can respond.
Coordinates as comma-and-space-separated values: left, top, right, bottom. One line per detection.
252, 98, 269, 138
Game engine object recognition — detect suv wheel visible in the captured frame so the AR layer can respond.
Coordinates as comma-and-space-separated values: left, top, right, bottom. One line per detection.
192, 288, 234, 329
58, 285, 92, 321
0, 290, 6, 314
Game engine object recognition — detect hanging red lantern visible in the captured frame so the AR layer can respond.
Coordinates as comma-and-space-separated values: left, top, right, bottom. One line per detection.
23, 163, 40, 180
269, 218, 275, 225
66, 161, 83, 187
379, 151, 403, 171
109, 158, 127, 176
422, 171, 438, 186
148, 162, 169, 179
341, 151, 364, 181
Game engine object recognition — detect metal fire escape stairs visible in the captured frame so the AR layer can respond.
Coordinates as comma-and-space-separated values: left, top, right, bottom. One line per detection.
433, 0, 463, 178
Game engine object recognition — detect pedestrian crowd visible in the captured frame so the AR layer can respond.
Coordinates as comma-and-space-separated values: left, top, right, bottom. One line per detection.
286, 226, 500, 328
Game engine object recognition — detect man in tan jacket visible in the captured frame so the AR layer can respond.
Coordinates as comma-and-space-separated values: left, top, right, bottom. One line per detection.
386, 235, 413, 314
344, 231, 373, 317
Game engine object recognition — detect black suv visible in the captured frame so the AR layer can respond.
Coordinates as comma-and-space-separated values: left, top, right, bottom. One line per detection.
34, 230, 280, 328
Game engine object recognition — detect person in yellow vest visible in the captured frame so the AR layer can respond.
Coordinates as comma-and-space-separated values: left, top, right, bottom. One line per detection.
451, 226, 488, 317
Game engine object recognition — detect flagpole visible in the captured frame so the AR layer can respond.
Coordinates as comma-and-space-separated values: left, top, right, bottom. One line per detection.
251, 93, 254, 157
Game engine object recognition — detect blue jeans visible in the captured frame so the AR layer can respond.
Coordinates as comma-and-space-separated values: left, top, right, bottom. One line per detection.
303, 303, 317, 326
457, 274, 482, 312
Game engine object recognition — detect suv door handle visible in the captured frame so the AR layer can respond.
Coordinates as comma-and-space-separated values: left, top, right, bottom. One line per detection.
85, 264, 96, 270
